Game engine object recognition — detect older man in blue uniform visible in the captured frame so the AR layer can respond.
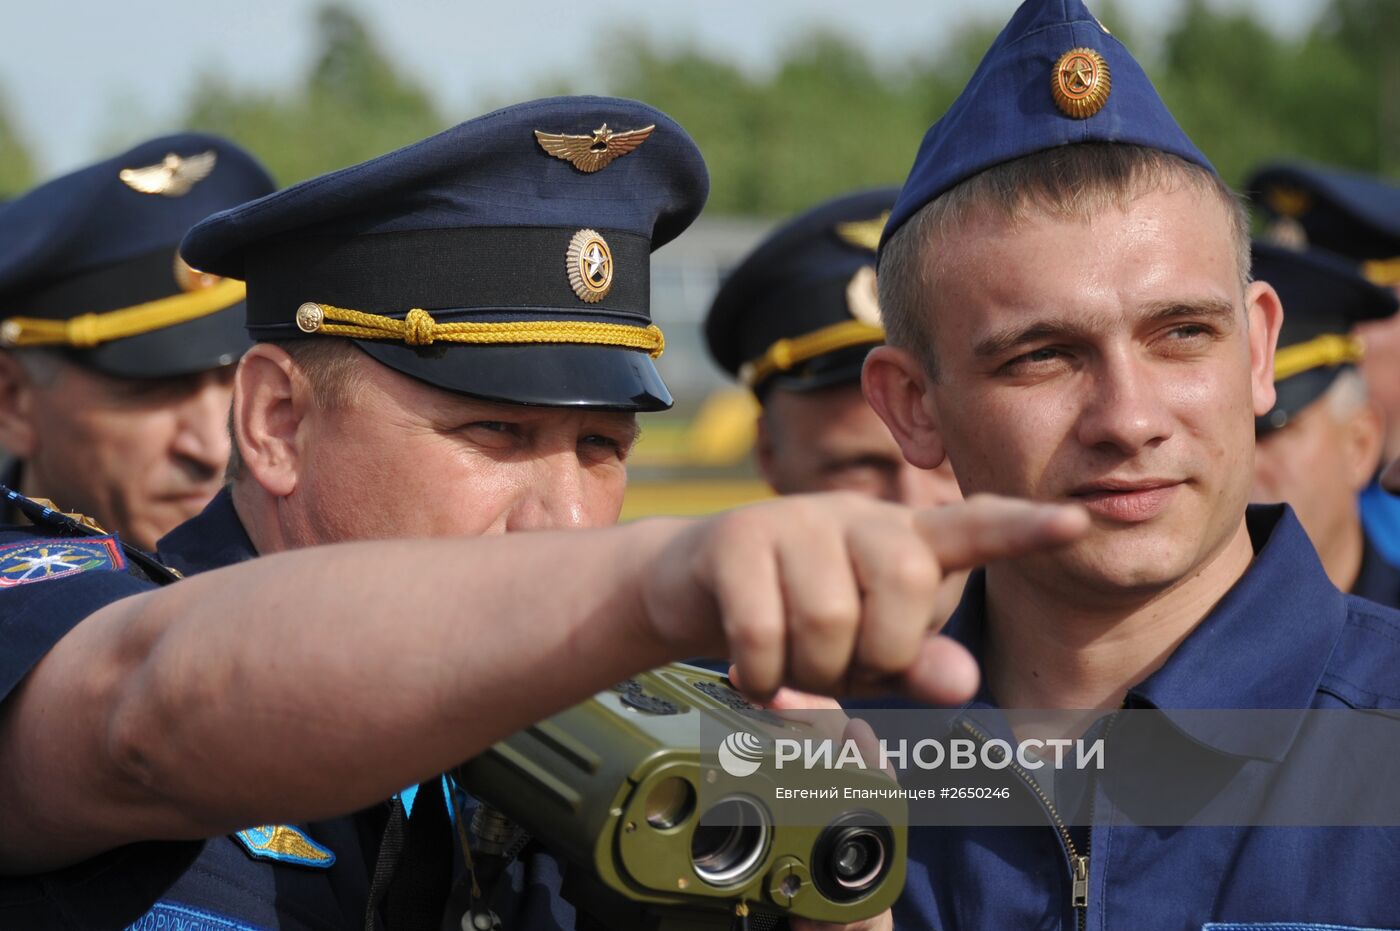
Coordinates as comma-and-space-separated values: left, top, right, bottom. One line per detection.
0, 134, 274, 549
862, 0, 1400, 925
1251, 240, 1400, 608
1249, 162, 1400, 569
0, 97, 1088, 931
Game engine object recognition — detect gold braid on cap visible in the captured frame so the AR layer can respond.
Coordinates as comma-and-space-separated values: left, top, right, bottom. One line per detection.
739, 319, 885, 389
1, 279, 246, 348
1273, 333, 1365, 382
293, 303, 664, 359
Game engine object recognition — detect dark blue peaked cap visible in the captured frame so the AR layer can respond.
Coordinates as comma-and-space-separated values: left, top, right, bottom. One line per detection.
0, 133, 275, 378
1248, 162, 1400, 277
882, 0, 1213, 250
1253, 240, 1398, 434
183, 96, 709, 411
706, 188, 896, 396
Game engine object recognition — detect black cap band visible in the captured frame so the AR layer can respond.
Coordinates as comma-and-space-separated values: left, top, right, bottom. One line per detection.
7, 248, 188, 318
243, 227, 652, 337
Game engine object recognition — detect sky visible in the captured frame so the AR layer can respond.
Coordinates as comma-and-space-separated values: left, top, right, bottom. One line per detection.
4, 0, 1330, 177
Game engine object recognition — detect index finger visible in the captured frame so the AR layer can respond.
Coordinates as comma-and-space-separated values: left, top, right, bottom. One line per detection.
914, 495, 1089, 573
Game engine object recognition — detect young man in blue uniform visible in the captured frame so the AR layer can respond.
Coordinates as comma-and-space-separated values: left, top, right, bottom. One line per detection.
863, 0, 1400, 925
0, 97, 1088, 930
1250, 240, 1400, 608
0, 134, 275, 549
1249, 162, 1400, 568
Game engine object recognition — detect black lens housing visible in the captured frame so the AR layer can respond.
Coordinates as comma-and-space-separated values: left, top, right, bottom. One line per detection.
811, 811, 894, 903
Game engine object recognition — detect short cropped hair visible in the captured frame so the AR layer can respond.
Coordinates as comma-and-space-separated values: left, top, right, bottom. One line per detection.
878, 144, 1252, 378
225, 339, 368, 481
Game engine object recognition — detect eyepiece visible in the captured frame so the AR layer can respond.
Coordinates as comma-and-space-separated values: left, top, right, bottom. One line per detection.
812, 812, 894, 902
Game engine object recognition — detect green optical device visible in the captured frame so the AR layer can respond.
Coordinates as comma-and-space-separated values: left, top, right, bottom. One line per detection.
456, 664, 906, 931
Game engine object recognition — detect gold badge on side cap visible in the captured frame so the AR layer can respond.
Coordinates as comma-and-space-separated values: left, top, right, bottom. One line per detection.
846, 266, 883, 328
119, 150, 218, 197
567, 230, 614, 303
172, 254, 223, 293
535, 124, 655, 173
835, 212, 891, 253
1051, 48, 1111, 120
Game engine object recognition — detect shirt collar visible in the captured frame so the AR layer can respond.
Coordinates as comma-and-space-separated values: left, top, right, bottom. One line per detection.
1352, 531, 1400, 608
156, 486, 258, 575
940, 505, 1350, 760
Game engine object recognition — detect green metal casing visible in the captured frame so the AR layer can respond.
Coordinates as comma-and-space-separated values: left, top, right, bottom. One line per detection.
456, 664, 906, 927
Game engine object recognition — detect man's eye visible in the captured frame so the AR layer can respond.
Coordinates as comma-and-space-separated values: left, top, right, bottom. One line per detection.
1168, 324, 1210, 339
581, 435, 628, 459
999, 346, 1064, 373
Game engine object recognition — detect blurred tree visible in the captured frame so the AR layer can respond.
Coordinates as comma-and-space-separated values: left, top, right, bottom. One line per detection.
0, 91, 36, 198
182, 4, 445, 185
1156, 0, 1377, 187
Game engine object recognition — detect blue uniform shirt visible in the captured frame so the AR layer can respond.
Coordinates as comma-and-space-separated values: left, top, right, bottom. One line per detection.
0, 490, 576, 930
895, 505, 1400, 930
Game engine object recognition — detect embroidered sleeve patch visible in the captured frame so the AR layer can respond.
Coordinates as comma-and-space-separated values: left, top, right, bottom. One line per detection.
0, 536, 126, 588
125, 901, 264, 931
233, 825, 336, 868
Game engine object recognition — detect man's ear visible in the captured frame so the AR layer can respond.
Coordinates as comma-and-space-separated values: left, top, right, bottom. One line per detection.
862, 345, 946, 469
1345, 397, 1386, 493
0, 351, 41, 459
232, 344, 311, 498
1246, 281, 1285, 417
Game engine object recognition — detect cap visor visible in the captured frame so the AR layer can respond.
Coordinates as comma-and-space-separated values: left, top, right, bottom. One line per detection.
73, 302, 251, 379
353, 340, 673, 412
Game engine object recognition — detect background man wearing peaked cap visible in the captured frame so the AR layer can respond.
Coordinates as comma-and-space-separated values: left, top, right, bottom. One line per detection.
1250, 162, 1400, 569
0, 96, 1087, 930
860, 0, 1400, 925
0, 134, 275, 549
1250, 240, 1400, 609
705, 188, 966, 623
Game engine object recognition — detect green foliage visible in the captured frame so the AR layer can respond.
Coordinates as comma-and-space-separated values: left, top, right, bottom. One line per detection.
6, 0, 1396, 204
0, 91, 35, 198
602, 0, 1398, 213
182, 4, 446, 185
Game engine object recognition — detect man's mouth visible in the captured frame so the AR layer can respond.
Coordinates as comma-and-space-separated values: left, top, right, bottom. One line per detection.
1067, 479, 1183, 523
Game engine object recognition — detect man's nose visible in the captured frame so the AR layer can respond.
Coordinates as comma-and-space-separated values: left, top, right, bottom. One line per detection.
170, 373, 234, 474
504, 453, 591, 532
1075, 353, 1174, 455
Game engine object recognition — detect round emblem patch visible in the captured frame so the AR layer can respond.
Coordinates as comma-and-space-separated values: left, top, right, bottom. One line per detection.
567, 229, 614, 303
1051, 47, 1111, 119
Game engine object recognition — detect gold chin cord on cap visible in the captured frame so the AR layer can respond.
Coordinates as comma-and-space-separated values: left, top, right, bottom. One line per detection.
0, 278, 246, 348
293, 303, 666, 359
1273, 332, 1366, 382
739, 319, 885, 389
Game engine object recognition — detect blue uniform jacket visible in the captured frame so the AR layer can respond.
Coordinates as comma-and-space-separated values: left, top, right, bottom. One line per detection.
894, 505, 1400, 930
0, 490, 575, 930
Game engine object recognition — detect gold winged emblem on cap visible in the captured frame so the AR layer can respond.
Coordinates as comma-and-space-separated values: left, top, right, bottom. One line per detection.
119, 150, 218, 197
534, 124, 655, 173
835, 212, 891, 252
